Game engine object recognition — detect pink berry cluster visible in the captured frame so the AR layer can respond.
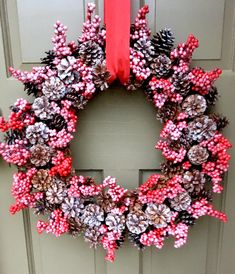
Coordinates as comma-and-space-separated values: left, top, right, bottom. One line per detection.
0, 3, 232, 263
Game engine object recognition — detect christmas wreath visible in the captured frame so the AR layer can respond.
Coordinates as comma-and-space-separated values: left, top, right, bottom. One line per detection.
0, 4, 232, 262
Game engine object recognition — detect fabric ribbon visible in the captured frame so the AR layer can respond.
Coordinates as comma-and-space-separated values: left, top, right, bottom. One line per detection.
104, 0, 130, 84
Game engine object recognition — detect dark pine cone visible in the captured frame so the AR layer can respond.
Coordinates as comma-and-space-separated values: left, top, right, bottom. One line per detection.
128, 232, 145, 250
161, 161, 183, 178
4, 130, 24, 145
171, 71, 191, 97
65, 91, 88, 110
192, 188, 213, 203
205, 86, 219, 105
33, 199, 55, 215
41, 50, 56, 69
211, 114, 229, 131
116, 231, 126, 248
152, 29, 175, 56
156, 102, 178, 123
47, 114, 67, 131
176, 211, 196, 226
24, 82, 40, 97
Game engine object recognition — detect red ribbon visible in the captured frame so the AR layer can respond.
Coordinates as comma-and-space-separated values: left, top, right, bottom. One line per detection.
104, 0, 130, 84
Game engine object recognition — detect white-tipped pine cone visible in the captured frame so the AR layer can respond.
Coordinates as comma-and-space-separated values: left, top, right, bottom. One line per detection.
26, 122, 50, 145
32, 96, 54, 120
187, 145, 209, 165
31, 169, 52, 191
42, 76, 67, 100
187, 115, 217, 142
84, 227, 102, 248
170, 192, 191, 211
145, 203, 171, 228
182, 170, 206, 194
126, 211, 149, 234
62, 197, 84, 218
46, 179, 67, 204
30, 144, 51, 166
57, 56, 78, 84
105, 213, 125, 233
81, 204, 104, 228
182, 95, 207, 118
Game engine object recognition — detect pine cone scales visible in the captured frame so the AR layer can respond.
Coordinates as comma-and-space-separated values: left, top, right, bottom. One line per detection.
84, 227, 102, 248
79, 41, 104, 66
65, 91, 88, 110
128, 232, 145, 250
93, 61, 110, 91
68, 218, 86, 237
145, 203, 171, 228
32, 96, 54, 120
81, 204, 104, 227
105, 213, 125, 233
62, 197, 84, 218
42, 76, 66, 100
26, 122, 50, 145
152, 29, 175, 55
46, 179, 66, 204
32, 169, 52, 191
57, 56, 78, 84
171, 72, 191, 96
47, 114, 67, 131
182, 170, 205, 194
133, 38, 154, 62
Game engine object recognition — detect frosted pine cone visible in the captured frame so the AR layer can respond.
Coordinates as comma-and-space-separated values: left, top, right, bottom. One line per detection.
152, 29, 175, 56
151, 54, 171, 78
46, 179, 67, 204
133, 38, 154, 62
79, 41, 104, 66
145, 203, 171, 228
182, 95, 207, 118
68, 217, 86, 237
42, 76, 67, 100
105, 213, 125, 233
32, 96, 54, 120
81, 204, 104, 227
156, 103, 178, 123
65, 91, 88, 110
187, 145, 209, 165
26, 122, 50, 145
170, 192, 191, 211
62, 197, 84, 218
126, 211, 148, 234
32, 169, 52, 191
96, 193, 115, 213
187, 115, 217, 142
92, 61, 110, 91
182, 170, 206, 194
30, 144, 51, 166
171, 71, 191, 96
84, 227, 102, 248
57, 56, 78, 84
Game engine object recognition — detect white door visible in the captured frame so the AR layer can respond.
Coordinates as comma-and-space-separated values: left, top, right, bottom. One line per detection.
0, 1, 235, 274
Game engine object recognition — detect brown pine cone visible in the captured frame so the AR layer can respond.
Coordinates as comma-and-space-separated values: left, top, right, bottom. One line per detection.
32, 169, 52, 191
30, 144, 51, 167
145, 203, 171, 228
170, 192, 191, 211
182, 170, 206, 194
68, 217, 86, 237
161, 162, 184, 178
96, 193, 115, 213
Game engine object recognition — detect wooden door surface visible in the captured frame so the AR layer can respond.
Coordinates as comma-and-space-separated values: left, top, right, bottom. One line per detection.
0, 1, 235, 274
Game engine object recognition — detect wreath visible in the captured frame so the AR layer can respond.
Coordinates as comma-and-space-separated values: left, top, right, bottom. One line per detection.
0, 4, 232, 262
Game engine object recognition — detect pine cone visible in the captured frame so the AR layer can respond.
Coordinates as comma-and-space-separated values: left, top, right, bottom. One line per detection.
182, 170, 205, 194
126, 211, 149, 234
128, 232, 145, 250
211, 114, 229, 131
62, 197, 84, 218
187, 115, 217, 142
24, 82, 40, 97
47, 114, 67, 131
152, 29, 175, 56
96, 193, 115, 213
65, 91, 88, 110
46, 178, 67, 204
171, 71, 191, 96
125, 75, 143, 91
170, 192, 191, 211
32, 96, 54, 120
32, 169, 52, 191
30, 144, 51, 167
92, 61, 110, 91
68, 217, 86, 237
84, 227, 102, 248
187, 145, 209, 165
197, 188, 213, 202
161, 161, 184, 178
41, 50, 56, 68
81, 204, 104, 228
33, 199, 55, 215
105, 213, 125, 233
26, 122, 50, 145
150, 54, 172, 78
79, 41, 104, 66
116, 231, 126, 248
133, 38, 154, 62
42, 76, 66, 100
4, 130, 24, 145
57, 56, 78, 84
176, 211, 196, 226
156, 102, 178, 123
182, 95, 207, 118
145, 203, 171, 228
205, 86, 219, 105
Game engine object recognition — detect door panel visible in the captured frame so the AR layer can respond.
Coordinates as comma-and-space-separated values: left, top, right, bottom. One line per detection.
0, 1, 235, 274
